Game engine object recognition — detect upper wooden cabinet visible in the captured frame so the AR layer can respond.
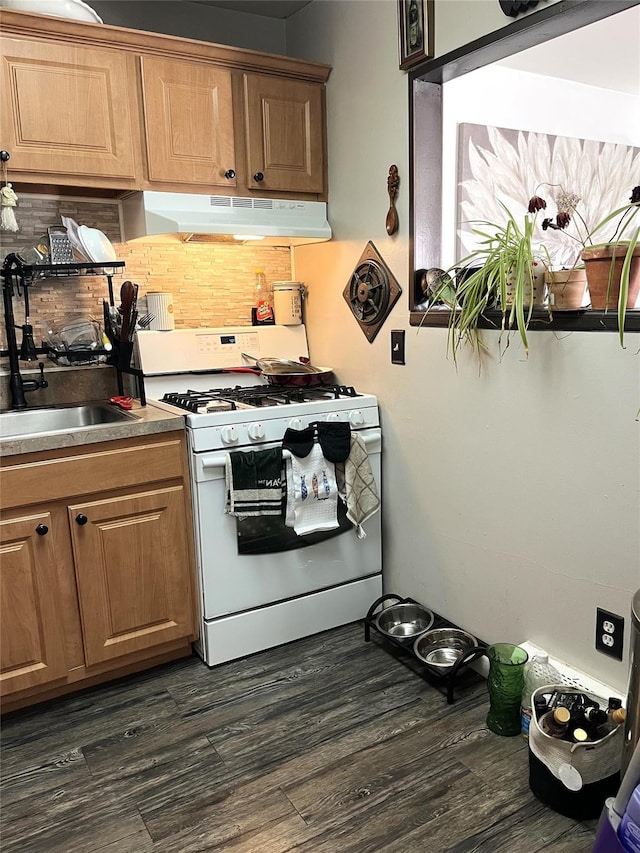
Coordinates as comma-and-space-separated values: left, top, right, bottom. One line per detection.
0, 10, 330, 199
0, 36, 141, 189
243, 73, 325, 195
140, 56, 237, 189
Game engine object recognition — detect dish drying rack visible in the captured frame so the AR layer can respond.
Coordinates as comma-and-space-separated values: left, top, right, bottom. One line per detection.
0, 254, 146, 405
364, 594, 489, 704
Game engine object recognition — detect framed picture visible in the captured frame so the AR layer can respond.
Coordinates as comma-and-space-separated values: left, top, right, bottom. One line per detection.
398, 0, 434, 70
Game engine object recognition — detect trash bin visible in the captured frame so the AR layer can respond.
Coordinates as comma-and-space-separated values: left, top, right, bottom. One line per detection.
622, 589, 640, 778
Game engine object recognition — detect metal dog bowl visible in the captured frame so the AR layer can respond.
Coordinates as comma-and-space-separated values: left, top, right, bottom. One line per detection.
374, 602, 435, 639
413, 628, 478, 670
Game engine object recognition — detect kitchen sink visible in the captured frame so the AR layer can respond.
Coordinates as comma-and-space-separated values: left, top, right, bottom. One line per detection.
0, 402, 139, 440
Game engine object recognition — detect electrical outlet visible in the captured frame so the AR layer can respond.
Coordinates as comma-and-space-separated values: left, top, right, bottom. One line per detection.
596, 607, 624, 660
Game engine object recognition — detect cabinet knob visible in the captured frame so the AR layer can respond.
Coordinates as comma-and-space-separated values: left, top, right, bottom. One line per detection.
253, 171, 264, 183
224, 169, 235, 179
75, 513, 88, 526
36, 523, 48, 536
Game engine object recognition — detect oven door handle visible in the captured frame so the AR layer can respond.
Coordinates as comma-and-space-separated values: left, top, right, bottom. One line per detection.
197, 430, 381, 479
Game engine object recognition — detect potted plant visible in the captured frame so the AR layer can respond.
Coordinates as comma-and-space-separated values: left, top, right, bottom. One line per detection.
427, 202, 551, 362
532, 184, 640, 342
428, 183, 640, 358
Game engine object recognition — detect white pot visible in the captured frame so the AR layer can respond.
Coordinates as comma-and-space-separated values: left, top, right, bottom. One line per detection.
0, 0, 102, 23
504, 259, 547, 307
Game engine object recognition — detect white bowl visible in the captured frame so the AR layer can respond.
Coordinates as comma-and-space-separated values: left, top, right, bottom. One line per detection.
0, 0, 103, 24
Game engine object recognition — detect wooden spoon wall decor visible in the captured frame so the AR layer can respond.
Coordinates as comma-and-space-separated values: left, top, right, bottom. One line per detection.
385, 165, 399, 236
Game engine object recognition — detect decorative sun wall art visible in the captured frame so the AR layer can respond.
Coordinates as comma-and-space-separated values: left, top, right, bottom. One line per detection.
456, 123, 640, 270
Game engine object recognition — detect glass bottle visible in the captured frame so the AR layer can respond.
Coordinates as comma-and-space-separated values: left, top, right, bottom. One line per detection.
540, 706, 571, 738
252, 269, 274, 326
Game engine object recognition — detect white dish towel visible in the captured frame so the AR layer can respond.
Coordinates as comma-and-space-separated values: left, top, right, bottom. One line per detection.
285, 443, 339, 535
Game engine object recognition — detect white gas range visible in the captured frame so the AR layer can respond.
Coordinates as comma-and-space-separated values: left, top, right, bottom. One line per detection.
135, 326, 382, 666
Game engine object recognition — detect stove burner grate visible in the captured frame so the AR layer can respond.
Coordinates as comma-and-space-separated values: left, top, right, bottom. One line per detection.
160, 384, 361, 412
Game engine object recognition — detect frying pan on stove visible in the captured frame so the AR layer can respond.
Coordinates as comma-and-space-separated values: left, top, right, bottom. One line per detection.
240, 354, 334, 387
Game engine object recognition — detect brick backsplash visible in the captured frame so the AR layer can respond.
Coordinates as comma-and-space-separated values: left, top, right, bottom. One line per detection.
0, 194, 292, 350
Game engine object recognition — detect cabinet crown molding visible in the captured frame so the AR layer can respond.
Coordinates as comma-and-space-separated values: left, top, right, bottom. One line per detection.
0, 8, 331, 82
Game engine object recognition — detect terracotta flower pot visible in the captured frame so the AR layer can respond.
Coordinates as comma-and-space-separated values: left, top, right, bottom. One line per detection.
582, 243, 640, 311
544, 269, 588, 310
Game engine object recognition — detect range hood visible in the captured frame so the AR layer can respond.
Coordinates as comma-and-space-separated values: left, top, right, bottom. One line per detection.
121, 191, 331, 246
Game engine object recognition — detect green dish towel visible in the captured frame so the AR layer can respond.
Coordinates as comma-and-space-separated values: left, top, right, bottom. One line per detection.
224, 448, 283, 517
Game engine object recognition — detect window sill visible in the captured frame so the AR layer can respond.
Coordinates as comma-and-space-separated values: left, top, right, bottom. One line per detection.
409, 307, 640, 333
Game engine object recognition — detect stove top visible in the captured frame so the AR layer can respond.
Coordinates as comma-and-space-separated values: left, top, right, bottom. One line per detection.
135, 326, 379, 446
161, 384, 362, 413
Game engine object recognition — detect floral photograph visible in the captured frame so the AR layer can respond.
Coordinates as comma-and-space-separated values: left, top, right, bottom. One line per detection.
456, 123, 640, 271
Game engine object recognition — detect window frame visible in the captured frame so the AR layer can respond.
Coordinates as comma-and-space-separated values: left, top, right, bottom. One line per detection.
407, 0, 640, 334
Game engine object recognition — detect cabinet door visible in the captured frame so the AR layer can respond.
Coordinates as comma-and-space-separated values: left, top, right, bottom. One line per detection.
70, 487, 195, 666
0, 512, 68, 697
0, 37, 138, 182
140, 55, 236, 187
243, 73, 325, 194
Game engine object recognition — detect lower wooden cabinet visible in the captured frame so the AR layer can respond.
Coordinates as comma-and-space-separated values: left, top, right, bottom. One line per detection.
0, 511, 68, 696
0, 431, 198, 712
70, 486, 194, 666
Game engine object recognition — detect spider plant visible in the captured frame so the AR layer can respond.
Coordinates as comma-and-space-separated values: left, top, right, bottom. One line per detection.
428, 203, 550, 362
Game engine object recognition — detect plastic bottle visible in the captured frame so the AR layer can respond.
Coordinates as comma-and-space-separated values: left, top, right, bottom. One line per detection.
520, 651, 563, 739
540, 706, 571, 738
252, 269, 274, 325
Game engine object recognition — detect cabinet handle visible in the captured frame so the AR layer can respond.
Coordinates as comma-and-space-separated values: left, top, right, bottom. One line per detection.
224, 169, 235, 179
75, 514, 88, 526
36, 523, 48, 536
253, 171, 264, 182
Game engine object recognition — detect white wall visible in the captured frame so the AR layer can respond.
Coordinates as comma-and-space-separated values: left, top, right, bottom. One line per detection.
434, 0, 562, 56
288, 0, 640, 692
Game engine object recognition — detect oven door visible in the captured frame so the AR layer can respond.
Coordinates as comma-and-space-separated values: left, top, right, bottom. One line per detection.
189, 430, 382, 621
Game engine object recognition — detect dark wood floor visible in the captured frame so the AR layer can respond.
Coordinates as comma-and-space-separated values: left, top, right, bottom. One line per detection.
1, 623, 598, 852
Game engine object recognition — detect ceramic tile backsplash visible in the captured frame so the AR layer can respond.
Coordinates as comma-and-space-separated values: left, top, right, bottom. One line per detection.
0, 195, 292, 350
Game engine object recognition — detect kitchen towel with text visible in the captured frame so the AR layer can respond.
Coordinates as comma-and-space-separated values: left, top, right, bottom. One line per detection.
224, 448, 283, 517
284, 442, 340, 535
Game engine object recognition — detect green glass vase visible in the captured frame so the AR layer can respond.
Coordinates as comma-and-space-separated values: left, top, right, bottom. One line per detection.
486, 643, 529, 736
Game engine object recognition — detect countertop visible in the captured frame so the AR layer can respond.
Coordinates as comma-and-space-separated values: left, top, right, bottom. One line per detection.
0, 401, 185, 457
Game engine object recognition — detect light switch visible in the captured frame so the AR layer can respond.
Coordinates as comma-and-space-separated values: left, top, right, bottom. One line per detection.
391, 329, 405, 365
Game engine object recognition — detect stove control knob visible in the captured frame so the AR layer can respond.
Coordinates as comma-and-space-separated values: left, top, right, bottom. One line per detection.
221, 426, 239, 444
349, 410, 365, 427
247, 422, 265, 441
324, 412, 342, 422
289, 417, 304, 430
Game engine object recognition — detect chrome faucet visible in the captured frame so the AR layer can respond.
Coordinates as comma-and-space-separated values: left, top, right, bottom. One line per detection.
2, 253, 48, 409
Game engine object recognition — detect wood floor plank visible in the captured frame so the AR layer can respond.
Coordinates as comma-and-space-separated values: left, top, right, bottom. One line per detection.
0, 745, 90, 808
1, 685, 179, 767
82, 705, 224, 778
145, 788, 303, 853
92, 829, 154, 852
0, 773, 147, 853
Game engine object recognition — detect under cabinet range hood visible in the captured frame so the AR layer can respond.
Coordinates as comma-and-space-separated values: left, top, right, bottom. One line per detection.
120, 192, 331, 246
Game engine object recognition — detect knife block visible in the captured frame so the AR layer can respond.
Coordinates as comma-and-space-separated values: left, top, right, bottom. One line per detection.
109, 340, 134, 370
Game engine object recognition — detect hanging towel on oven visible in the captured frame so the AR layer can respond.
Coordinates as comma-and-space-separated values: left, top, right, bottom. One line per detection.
224, 448, 283, 517
335, 432, 380, 539
284, 442, 340, 535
